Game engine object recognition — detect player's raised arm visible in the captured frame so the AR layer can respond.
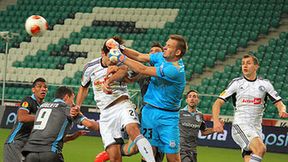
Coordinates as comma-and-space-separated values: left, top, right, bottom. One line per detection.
76, 86, 89, 107
105, 65, 129, 84
274, 101, 288, 118
122, 58, 157, 77
122, 47, 150, 63
212, 98, 225, 133
105, 38, 150, 63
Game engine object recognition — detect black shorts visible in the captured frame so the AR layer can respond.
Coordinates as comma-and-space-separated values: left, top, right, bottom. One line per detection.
3, 141, 25, 162
180, 150, 197, 162
24, 152, 64, 162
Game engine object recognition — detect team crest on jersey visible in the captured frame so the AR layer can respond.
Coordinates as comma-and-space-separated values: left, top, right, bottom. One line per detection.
195, 114, 201, 122
22, 101, 29, 108
169, 140, 176, 148
259, 86, 265, 92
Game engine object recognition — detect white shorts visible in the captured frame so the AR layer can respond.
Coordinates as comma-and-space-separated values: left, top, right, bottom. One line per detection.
99, 100, 139, 149
231, 124, 263, 151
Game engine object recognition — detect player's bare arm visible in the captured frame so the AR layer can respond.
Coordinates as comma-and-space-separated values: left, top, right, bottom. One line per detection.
274, 101, 288, 118
202, 119, 224, 135
105, 65, 129, 85
212, 98, 225, 133
123, 58, 157, 77
17, 109, 35, 122
123, 47, 150, 63
105, 38, 150, 63
102, 65, 129, 94
124, 73, 148, 83
201, 128, 215, 136
76, 86, 89, 107
63, 130, 88, 142
81, 119, 99, 131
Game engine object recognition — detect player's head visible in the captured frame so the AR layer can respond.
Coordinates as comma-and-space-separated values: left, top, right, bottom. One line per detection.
55, 86, 75, 107
163, 34, 188, 61
102, 36, 124, 65
186, 89, 200, 109
149, 42, 164, 54
242, 54, 259, 79
32, 77, 47, 102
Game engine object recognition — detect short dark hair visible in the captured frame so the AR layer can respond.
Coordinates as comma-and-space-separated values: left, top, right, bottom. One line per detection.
32, 77, 46, 87
243, 54, 259, 65
186, 89, 199, 98
169, 34, 188, 57
151, 42, 164, 52
102, 36, 125, 55
55, 86, 74, 99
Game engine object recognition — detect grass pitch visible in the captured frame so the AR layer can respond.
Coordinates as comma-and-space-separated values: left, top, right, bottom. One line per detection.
1, 128, 287, 162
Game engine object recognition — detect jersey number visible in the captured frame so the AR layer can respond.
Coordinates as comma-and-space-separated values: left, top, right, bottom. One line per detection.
33, 109, 52, 130
143, 128, 153, 139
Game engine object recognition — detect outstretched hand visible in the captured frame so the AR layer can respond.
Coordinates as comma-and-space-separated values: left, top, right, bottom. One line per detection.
102, 79, 112, 94
70, 105, 80, 117
105, 38, 119, 49
213, 119, 224, 133
75, 130, 89, 136
106, 66, 119, 77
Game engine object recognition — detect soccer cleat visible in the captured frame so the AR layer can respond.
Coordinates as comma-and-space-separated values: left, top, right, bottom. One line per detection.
94, 151, 109, 162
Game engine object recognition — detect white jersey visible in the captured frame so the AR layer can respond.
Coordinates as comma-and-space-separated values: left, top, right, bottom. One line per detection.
81, 58, 129, 111
219, 76, 281, 128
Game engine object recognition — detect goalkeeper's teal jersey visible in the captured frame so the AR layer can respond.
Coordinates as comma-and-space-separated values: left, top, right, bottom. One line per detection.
144, 52, 186, 111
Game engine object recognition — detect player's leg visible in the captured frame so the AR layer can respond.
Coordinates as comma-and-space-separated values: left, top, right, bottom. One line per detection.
125, 122, 155, 162
106, 144, 122, 162
120, 138, 139, 156
248, 137, 266, 162
122, 102, 155, 162
166, 153, 181, 162
156, 110, 180, 162
232, 124, 264, 162
94, 138, 138, 162
98, 108, 124, 162
154, 147, 165, 162
242, 150, 252, 162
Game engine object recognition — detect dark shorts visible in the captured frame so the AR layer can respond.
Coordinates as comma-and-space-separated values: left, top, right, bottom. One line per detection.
180, 150, 197, 162
3, 141, 25, 162
24, 152, 64, 162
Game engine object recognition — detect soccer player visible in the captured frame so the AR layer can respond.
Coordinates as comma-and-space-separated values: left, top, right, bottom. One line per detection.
95, 42, 165, 162
106, 34, 187, 162
3, 77, 48, 162
212, 54, 288, 162
22, 86, 99, 162
179, 90, 223, 162
76, 37, 155, 162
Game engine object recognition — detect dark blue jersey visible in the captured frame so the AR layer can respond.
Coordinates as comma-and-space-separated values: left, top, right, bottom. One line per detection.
22, 99, 84, 153
5, 94, 40, 144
